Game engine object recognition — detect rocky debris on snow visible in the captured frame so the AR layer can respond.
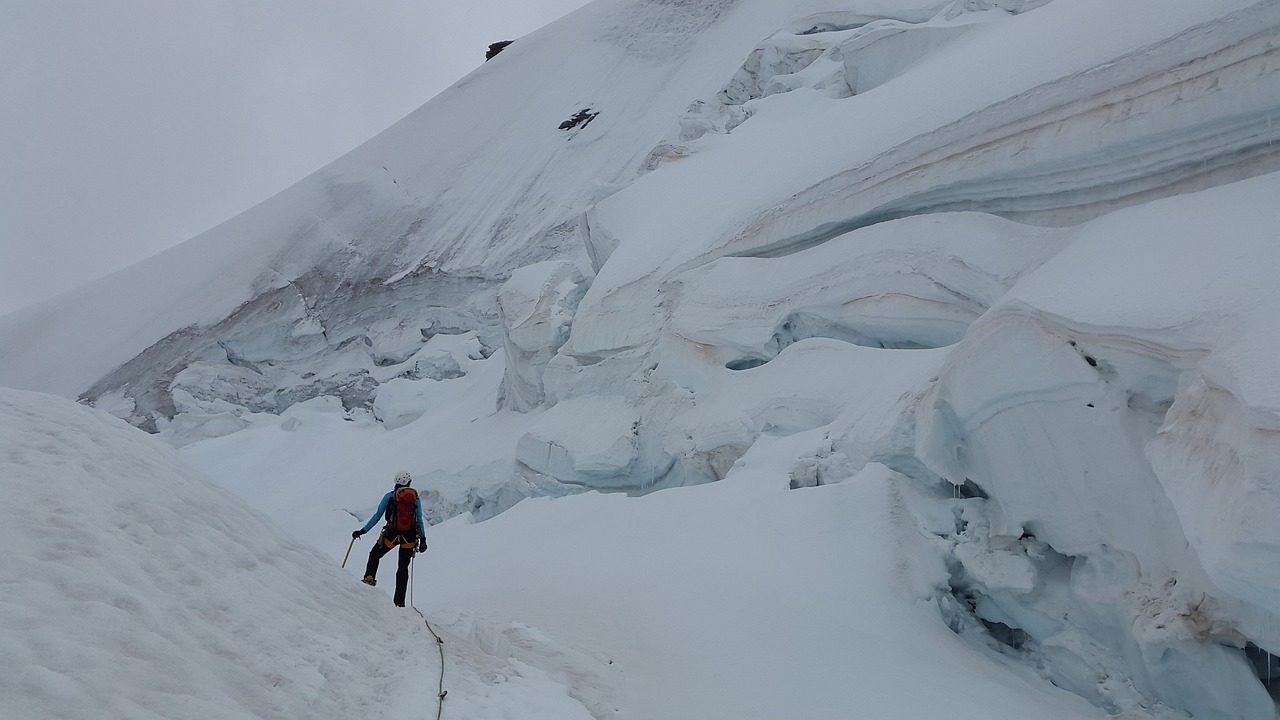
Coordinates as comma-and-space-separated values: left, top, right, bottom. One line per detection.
558, 108, 600, 131
487, 40, 513, 60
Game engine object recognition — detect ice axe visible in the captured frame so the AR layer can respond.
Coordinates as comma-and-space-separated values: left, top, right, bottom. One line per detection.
341, 535, 357, 569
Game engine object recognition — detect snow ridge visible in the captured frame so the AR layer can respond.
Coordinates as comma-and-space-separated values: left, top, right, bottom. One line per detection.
0, 389, 431, 719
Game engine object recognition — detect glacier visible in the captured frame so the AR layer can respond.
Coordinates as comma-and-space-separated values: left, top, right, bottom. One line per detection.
4, 0, 1280, 717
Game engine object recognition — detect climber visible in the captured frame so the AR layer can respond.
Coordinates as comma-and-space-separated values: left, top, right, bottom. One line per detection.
352, 471, 428, 607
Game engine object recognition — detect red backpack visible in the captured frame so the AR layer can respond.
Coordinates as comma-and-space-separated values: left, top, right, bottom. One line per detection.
386, 487, 419, 533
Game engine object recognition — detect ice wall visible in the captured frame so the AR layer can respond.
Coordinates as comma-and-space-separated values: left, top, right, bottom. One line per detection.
506, 3, 1280, 715
908, 173, 1280, 718
521, 177, 1280, 717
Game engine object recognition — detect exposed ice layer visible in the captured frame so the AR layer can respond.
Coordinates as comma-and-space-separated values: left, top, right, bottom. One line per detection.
516, 395, 657, 490
75, 266, 502, 430
536, 326, 946, 493
668, 339, 947, 486
535, 212, 1055, 493
498, 262, 589, 412
412, 465, 585, 526
156, 332, 485, 445
576, 0, 1279, 357
731, 0, 1280, 243
835, 17, 980, 95
663, 212, 1060, 372
913, 173, 1280, 719
369, 334, 487, 430
719, 37, 837, 105
569, 205, 980, 490
645, 8, 995, 171
926, 485, 1274, 720
917, 312, 1194, 562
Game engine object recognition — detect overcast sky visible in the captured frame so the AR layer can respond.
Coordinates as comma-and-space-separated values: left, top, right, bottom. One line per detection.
0, 0, 593, 316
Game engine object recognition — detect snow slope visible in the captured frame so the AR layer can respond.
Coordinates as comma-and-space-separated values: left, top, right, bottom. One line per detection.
0, 0, 908, 405
0, 389, 433, 719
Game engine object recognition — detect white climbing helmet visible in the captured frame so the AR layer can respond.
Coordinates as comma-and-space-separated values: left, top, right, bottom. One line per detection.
394, 471, 412, 487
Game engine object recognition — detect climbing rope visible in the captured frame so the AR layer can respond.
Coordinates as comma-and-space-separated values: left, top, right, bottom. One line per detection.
410, 558, 447, 720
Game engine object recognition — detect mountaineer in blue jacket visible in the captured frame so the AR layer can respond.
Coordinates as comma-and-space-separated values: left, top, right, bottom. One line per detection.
352, 471, 427, 607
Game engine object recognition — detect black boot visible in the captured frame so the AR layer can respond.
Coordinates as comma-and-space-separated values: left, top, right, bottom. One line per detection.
363, 536, 393, 587
393, 545, 414, 607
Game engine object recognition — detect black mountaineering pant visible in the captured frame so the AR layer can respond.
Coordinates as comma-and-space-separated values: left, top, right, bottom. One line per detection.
364, 532, 417, 607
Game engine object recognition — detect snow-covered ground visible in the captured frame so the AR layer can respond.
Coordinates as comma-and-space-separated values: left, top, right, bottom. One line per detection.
5, 0, 1280, 717
0, 389, 434, 719
2, 388, 1107, 719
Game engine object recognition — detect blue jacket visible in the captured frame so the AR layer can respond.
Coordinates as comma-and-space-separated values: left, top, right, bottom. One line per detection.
361, 488, 427, 538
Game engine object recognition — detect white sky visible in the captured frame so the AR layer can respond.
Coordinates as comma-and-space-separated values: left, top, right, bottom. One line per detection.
0, 0, 593, 316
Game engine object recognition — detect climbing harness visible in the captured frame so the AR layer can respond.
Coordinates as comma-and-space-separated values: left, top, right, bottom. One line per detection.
410, 557, 447, 720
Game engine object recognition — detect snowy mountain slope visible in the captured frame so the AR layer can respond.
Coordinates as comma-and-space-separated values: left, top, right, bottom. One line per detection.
174, 174, 1280, 717
1, 0, 1267, 435
4, 0, 1280, 718
0, 0, 909, 409
573, 0, 1280, 355
0, 389, 437, 719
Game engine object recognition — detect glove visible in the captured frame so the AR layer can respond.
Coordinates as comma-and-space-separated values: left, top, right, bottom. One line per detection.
352, 530, 365, 539
417, 539, 428, 553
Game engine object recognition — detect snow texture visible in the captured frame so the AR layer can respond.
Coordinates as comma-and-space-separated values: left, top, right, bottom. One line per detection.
4, 0, 1280, 717
0, 389, 433, 719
